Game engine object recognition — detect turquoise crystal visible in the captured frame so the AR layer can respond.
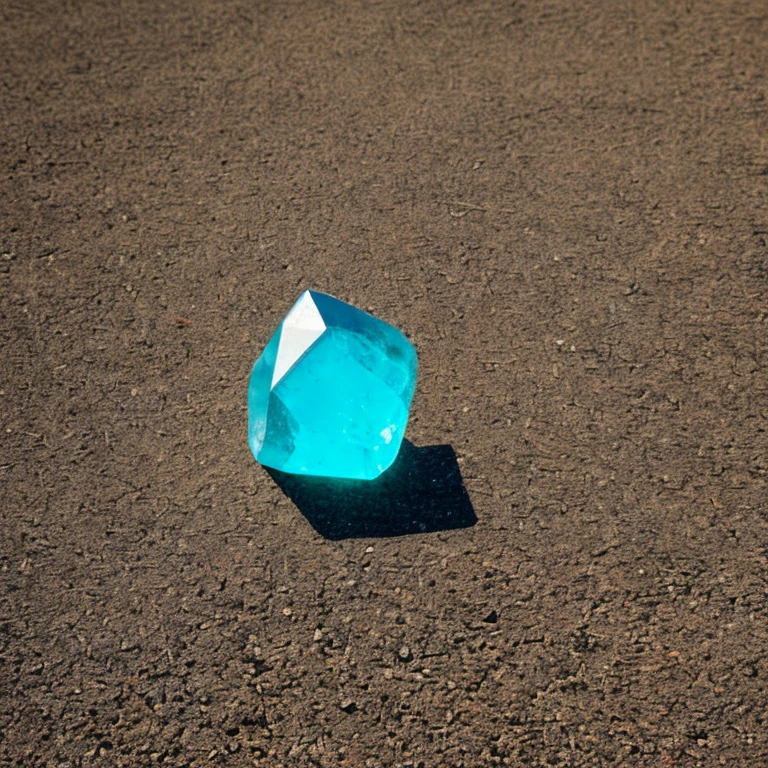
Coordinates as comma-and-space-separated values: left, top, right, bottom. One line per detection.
248, 290, 418, 480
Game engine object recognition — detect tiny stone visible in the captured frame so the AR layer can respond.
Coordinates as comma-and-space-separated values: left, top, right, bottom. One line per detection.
282, 608, 292, 616
340, 699, 357, 713
313, 629, 323, 642
247, 290, 418, 480
398, 645, 412, 662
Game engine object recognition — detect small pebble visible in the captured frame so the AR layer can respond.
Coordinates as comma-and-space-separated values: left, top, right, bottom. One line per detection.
398, 645, 412, 662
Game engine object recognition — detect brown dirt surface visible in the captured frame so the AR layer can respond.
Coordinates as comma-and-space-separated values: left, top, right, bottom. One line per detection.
2, 1, 767, 766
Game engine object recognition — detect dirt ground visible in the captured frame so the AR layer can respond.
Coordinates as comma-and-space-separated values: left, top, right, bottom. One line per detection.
2, 1, 767, 766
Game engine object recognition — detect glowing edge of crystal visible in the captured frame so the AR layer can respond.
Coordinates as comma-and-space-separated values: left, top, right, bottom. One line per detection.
270, 290, 327, 388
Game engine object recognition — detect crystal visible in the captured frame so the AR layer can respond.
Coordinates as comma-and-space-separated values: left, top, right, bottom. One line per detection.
248, 290, 418, 480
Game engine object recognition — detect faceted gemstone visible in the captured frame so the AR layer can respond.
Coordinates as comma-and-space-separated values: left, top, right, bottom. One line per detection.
248, 290, 418, 480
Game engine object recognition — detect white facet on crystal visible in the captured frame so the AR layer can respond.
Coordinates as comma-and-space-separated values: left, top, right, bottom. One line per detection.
271, 290, 326, 388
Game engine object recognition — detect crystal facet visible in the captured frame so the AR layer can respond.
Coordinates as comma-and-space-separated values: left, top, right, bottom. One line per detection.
248, 290, 418, 480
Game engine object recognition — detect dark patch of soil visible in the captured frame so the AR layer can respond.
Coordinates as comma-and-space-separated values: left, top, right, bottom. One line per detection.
1, 1, 767, 766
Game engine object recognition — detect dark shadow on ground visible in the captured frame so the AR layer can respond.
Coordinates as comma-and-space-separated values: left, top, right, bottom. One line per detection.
266, 440, 476, 540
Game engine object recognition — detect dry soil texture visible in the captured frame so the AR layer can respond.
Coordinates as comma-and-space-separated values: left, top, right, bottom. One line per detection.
2, 1, 768, 766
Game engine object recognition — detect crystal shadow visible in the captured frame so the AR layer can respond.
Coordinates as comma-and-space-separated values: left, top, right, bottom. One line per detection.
265, 440, 476, 540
